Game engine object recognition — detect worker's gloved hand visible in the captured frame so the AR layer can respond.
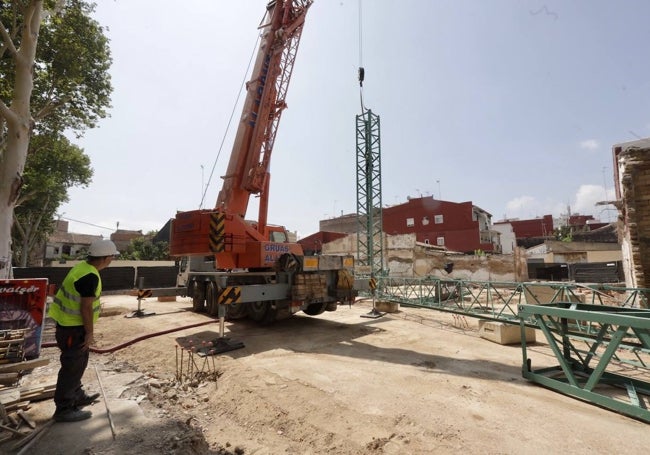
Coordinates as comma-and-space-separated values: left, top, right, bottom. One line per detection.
82, 332, 95, 351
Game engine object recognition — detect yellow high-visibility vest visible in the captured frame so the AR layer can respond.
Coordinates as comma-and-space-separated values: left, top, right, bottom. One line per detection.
48, 262, 102, 326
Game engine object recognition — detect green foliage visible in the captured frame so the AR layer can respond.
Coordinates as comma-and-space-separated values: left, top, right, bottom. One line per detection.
12, 133, 93, 265
34, 0, 112, 134
22, 133, 93, 202
554, 225, 573, 242
0, 1, 112, 137
1, 1, 112, 265
121, 234, 170, 261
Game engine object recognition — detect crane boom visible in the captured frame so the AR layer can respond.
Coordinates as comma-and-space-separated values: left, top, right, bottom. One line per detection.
169, 0, 312, 269
218, 0, 311, 236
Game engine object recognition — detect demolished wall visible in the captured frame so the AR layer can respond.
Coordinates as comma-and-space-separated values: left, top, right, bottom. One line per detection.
614, 139, 650, 295
323, 233, 516, 281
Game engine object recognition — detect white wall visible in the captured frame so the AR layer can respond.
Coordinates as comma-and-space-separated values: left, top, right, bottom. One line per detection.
493, 223, 516, 254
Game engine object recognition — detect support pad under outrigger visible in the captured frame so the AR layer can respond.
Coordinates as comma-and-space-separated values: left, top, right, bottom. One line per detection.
360, 286, 384, 319
125, 278, 158, 318
197, 337, 245, 355
199, 303, 245, 355
125, 289, 156, 318
361, 306, 384, 319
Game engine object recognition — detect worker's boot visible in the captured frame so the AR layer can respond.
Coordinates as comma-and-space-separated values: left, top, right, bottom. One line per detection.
53, 408, 92, 422
75, 392, 101, 408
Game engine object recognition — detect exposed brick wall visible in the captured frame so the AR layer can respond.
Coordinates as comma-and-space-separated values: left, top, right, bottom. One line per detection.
617, 144, 650, 303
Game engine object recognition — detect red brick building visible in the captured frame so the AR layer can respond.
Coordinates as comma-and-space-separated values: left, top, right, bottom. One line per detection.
303, 197, 500, 254
298, 231, 347, 255
495, 215, 554, 239
381, 197, 499, 253
110, 229, 144, 253
568, 215, 607, 231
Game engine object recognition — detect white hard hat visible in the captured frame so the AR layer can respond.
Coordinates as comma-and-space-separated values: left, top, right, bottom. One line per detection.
88, 239, 119, 257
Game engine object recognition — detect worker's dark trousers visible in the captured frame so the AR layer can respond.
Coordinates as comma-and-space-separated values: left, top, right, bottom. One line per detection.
54, 324, 89, 412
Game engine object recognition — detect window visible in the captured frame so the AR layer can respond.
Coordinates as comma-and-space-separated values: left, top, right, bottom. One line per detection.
434, 214, 444, 224
437, 236, 445, 246
270, 231, 287, 243
422, 216, 429, 225
424, 239, 430, 244
406, 217, 415, 227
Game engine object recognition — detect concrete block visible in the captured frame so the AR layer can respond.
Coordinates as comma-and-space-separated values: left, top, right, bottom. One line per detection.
478, 320, 536, 345
317, 255, 342, 270
375, 300, 399, 313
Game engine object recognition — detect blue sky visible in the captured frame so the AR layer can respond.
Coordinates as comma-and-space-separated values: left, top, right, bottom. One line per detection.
60, 0, 650, 239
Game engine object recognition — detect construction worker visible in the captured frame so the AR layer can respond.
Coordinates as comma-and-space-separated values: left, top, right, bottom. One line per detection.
49, 239, 119, 422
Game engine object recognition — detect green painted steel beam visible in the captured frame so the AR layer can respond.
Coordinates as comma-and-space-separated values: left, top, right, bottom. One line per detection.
519, 303, 650, 423
371, 275, 650, 420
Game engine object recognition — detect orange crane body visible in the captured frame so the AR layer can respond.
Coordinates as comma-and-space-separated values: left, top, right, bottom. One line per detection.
170, 0, 311, 269
164, 1, 355, 323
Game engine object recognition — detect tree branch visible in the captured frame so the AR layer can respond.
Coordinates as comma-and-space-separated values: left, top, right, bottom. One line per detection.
13, 218, 25, 239
13, 1, 43, 68
34, 95, 71, 121
10, 0, 20, 40
28, 199, 49, 248
28, 141, 46, 156
0, 99, 17, 126
27, 1, 44, 38
0, 20, 18, 57
0, 0, 21, 59
14, 188, 39, 208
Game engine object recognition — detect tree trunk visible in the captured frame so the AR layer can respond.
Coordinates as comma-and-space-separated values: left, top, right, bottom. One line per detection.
0, 1, 43, 278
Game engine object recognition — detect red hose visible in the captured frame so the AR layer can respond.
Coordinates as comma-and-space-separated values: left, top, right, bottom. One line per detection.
41, 320, 217, 353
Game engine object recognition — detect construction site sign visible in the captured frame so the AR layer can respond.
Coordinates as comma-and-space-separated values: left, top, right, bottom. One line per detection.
0, 278, 48, 361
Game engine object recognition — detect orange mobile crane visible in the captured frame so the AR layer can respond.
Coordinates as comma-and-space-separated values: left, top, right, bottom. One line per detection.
168, 0, 356, 324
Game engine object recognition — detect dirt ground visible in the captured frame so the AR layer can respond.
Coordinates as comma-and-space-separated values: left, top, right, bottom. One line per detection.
5, 294, 650, 454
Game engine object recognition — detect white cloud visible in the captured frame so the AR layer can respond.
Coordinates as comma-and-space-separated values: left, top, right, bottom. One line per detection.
503, 185, 618, 223
571, 184, 617, 220
579, 139, 599, 150
504, 196, 538, 219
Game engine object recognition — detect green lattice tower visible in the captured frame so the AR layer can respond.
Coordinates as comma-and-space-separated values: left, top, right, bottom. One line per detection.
356, 108, 384, 277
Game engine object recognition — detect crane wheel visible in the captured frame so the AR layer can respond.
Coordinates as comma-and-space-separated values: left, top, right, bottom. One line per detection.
246, 301, 269, 322
277, 253, 301, 273
303, 302, 327, 316
226, 302, 248, 320
206, 282, 219, 317
245, 301, 278, 324
190, 280, 206, 313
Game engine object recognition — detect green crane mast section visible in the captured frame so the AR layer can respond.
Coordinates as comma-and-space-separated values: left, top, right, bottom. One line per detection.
356, 107, 384, 277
